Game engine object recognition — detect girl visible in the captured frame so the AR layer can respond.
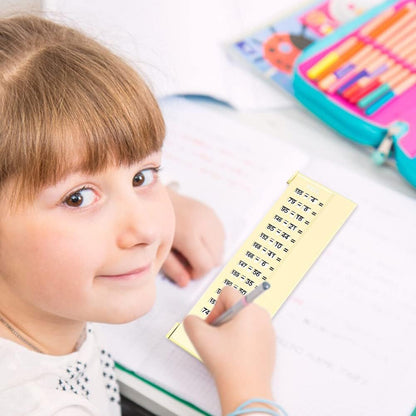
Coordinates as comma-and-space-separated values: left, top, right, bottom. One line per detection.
0, 15, 281, 416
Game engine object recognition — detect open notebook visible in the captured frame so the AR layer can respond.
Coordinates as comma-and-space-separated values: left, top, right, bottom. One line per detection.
96, 98, 416, 416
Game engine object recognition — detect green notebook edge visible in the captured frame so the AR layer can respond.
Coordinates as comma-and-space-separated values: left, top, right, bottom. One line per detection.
115, 361, 212, 416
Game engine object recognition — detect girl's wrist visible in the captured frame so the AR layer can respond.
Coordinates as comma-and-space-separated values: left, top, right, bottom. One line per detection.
216, 379, 274, 416
226, 398, 288, 416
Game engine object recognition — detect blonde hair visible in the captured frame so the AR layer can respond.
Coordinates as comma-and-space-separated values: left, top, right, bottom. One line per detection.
0, 15, 165, 204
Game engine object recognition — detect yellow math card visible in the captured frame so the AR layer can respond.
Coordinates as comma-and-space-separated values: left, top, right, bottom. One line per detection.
167, 172, 357, 359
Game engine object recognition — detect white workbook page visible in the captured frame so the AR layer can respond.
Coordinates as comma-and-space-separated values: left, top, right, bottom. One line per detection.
97, 99, 416, 416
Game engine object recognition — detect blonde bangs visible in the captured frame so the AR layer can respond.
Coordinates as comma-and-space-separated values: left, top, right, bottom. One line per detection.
0, 16, 165, 204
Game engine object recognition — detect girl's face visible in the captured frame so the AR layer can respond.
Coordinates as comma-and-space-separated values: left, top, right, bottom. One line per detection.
0, 152, 175, 324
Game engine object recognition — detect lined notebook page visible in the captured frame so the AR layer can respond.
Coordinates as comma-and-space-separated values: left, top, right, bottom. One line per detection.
96, 99, 416, 416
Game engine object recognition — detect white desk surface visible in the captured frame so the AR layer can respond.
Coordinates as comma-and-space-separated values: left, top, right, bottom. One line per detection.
118, 97, 415, 416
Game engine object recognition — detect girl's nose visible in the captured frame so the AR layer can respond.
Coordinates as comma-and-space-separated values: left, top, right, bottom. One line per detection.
115, 196, 159, 250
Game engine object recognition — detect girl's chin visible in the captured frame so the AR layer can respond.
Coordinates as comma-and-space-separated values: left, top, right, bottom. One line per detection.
100, 286, 157, 324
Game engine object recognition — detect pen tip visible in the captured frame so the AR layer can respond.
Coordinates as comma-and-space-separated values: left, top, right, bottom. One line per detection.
263, 282, 271, 290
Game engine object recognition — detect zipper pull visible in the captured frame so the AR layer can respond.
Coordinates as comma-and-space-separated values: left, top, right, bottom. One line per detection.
372, 133, 393, 166
371, 123, 405, 166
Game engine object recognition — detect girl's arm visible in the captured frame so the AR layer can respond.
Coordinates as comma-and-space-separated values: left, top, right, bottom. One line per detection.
184, 287, 277, 415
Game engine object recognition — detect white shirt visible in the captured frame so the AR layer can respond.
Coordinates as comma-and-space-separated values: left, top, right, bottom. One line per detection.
0, 326, 121, 416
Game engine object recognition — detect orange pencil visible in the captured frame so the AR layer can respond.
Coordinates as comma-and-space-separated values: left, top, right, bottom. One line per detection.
345, 24, 416, 98
375, 6, 416, 45
365, 3, 414, 38
335, 24, 416, 97
314, 40, 365, 81
319, 8, 416, 90
383, 18, 416, 52
306, 7, 396, 80
314, 4, 413, 81
318, 44, 374, 90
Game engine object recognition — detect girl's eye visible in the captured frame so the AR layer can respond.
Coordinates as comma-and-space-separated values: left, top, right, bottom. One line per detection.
132, 168, 159, 188
63, 188, 97, 208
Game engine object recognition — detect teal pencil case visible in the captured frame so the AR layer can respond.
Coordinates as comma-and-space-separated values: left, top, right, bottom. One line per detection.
293, 0, 416, 188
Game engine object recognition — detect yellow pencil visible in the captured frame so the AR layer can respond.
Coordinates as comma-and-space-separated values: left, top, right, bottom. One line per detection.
306, 37, 356, 80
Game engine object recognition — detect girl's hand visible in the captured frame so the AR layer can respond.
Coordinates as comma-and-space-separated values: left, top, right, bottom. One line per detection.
163, 187, 225, 287
183, 286, 276, 415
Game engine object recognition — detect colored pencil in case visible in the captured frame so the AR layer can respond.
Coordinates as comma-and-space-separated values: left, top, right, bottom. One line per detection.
342, 55, 393, 98
326, 69, 364, 94
344, 66, 387, 100
334, 70, 369, 94
365, 74, 416, 115
347, 60, 394, 102
350, 58, 393, 92
318, 44, 374, 90
306, 37, 356, 80
383, 23, 416, 62
349, 79, 382, 103
332, 32, 400, 95
357, 64, 405, 108
321, 46, 382, 92
324, 58, 375, 93
306, 7, 396, 80
354, 31, 416, 103
335, 50, 384, 94
382, 17, 416, 52
336, 49, 393, 96
401, 42, 416, 61
348, 27, 416, 101
314, 41, 365, 82
358, 65, 410, 108
320, 7, 416, 90
358, 39, 416, 108
374, 6, 416, 45
313, 4, 413, 82
370, 18, 416, 69
364, 3, 414, 38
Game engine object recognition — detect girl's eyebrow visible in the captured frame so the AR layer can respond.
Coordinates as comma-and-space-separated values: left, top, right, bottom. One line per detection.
53, 151, 162, 186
